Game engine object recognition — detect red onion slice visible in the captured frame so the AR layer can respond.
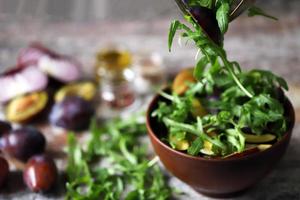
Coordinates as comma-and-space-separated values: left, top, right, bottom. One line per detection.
18, 43, 58, 65
38, 56, 81, 83
18, 43, 82, 83
0, 66, 48, 103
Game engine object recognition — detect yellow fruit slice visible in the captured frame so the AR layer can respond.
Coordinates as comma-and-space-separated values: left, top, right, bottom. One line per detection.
200, 141, 214, 155
6, 91, 48, 123
55, 82, 96, 102
243, 133, 276, 143
172, 68, 196, 95
191, 99, 208, 117
257, 144, 272, 151
169, 134, 190, 151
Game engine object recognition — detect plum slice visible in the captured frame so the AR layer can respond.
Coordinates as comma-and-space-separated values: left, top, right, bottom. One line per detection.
55, 81, 97, 102
5, 91, 48, 123
172, 68, 196, 95
0, 65, 48, 103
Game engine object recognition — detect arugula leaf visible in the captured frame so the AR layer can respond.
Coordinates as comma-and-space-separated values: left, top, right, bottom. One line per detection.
168, 20, 181, 52
248, 6, 278, 21
216, 2, 230, 34
188, 137, 203, 155
226, 129, 245, 152
188, 0, 214, 8
249, 69, 288, 91
239, 94, 285, 135
66, 114, 173, 200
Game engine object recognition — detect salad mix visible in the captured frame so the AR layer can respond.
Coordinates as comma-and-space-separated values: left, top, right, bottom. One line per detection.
152, 0, 290, 157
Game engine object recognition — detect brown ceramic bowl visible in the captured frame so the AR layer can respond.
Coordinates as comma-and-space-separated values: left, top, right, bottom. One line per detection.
146, 92, 295, 197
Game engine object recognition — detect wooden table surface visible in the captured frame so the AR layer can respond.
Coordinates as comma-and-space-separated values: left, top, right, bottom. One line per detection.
0, 13, 300, 199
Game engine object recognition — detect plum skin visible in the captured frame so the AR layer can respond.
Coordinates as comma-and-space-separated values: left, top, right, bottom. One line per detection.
49, 96, 94, 131
23, 154, 58, 193
0, 120, 12, 136
0, 127, 46, 161
181, 0, 223, 45
190, 6, 223, 45
0, 156, 9, 188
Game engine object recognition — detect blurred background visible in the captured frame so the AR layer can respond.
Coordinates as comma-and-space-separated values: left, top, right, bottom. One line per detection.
0, 1, 300, 199
0, 0, 300, 81
1, 0, 300, 21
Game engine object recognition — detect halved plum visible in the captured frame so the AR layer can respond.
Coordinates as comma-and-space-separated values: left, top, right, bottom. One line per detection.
55, 81, 97, 102
0, 65, 48, 103
5, 91, 48, 123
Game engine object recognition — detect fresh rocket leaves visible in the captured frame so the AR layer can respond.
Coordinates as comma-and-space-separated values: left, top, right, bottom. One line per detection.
188, 137, 203, 155
239, 94, 286, 136
153, 68, 288, 157
160, 0, 289, 157
168, 10, 254, 98
168, 20, 181, 52
66, 115, 172, 200
248, 6, 278, 21
187, 0, 214, 9
216, 2, 230, 34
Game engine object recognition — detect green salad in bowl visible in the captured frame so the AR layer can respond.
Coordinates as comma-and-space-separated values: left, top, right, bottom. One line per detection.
146, 0, 295, 196
151, 0, 292, 158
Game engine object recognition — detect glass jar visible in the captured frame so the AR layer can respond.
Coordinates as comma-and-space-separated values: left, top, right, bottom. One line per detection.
95, 45, 137, 118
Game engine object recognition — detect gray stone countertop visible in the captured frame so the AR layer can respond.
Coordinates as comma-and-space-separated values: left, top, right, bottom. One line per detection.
0, 13, 300, 200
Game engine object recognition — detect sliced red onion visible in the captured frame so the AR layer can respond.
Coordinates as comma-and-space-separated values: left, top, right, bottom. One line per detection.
17, 43, 58, 65
38, 56, 81, 83
17, 43, 82, 83
0, 66, 48, 103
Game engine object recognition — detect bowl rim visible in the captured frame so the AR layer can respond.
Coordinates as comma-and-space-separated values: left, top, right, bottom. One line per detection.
146, 91, 295, 163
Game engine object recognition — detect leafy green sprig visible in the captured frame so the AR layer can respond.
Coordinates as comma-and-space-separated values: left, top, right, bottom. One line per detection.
169, 16, 253, 98
170, 0, 279, 98
66, 115, 173, 200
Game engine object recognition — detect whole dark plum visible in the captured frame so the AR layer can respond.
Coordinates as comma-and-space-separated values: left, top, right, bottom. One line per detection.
23, 154, 58, 192
49, 96, 94, 131
0, 120, 12, 136
0, 156, 9, 188
0, 127, 46, 161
